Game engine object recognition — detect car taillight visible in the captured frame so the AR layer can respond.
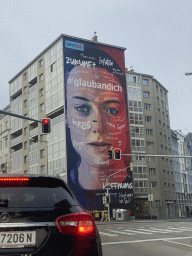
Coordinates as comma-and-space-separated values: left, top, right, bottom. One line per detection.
55, 212, 96, 236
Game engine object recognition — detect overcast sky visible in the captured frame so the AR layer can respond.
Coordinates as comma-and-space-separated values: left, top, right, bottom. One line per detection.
0, 0, 192, 134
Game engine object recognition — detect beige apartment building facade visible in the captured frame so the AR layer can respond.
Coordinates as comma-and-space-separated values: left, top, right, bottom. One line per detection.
9, 36, 66, 182
0, 105, 11, 174
126, 69, 177, 219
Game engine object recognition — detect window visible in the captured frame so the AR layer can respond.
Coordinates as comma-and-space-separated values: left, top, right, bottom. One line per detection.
164, 92, 167, 100
40, 149, 45, 158
39, 88, 44, 97
23, 86, 27, 94
51, 62, 56, 72
143, 92, 150, 98
5, 137, 8, 147
5, 154, 8, 163
161, 100, 164, 108
23, 72, 27, 81
163, 170, 165, 175
151, 182, 157, 188
39, 73, 43, 82
0, 141, 2, 150
149, 168, 156, 174
162, 112, 164, 119
157, 97, 159, 105
165, 102, 168, 111
24, 155, 28, 163
133, 76, 136, 82
158, 108, 160, 116
0, 124, 2, 133
160, 89, 163, 97
39, 58, 43, 67
145, 116, 152, 123
41, 165, 45, 174
5, 121, 8, 130
164, 135, 166, 142
147, 142, 154, 148
161, 145, 163, 152
146, 129, 153, 135
143, 79, 148, 85
40, 134, 45, 142
159, 120, 161, 127
24, 127, 28, 135
167, 171, 169, 176
24, 100, 27, 107
156, 85, 159, 94
149, 156, 155, 162
24, 141, 28, 149
144, 103, 151, 110
164, 182, 166, 189
40, 103, 44, 112
160, 133, 162, 140
167, 125, 169, 132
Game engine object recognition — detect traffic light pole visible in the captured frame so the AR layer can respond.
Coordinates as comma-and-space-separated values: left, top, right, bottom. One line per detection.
0, 110, 42, 123
106, 164, 133, 222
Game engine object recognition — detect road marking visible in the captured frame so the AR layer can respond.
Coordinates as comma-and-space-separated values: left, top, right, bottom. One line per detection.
105, 229, 136, 236
99, 231, 118, 237
164, 240, 192, 248
148, 227, 182, 233
102, 236, 192, 245
136, 228, 172, 233
123, 229, 154, 234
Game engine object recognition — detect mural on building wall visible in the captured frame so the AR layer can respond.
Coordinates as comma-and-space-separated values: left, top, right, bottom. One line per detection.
63, 36, 133, 213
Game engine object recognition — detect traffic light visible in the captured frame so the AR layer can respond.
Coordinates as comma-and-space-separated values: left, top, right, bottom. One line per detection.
108, 150, 113, 160
114, 148, 121, 160
42, 118, 51, 134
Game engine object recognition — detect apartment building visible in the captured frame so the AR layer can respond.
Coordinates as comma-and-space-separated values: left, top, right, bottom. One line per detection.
171, 130, 192, 217
126, 68, 176, 219
9, 36, 66, 181
0, 105, 11, 174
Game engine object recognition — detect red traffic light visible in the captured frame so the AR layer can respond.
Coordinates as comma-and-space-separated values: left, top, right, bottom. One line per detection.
43, 119, 49, 124
114, 149, 121, 160
42, 118, 51, 133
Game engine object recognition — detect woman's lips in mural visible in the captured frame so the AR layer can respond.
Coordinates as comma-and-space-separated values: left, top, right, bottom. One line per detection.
87, 141, 112, 152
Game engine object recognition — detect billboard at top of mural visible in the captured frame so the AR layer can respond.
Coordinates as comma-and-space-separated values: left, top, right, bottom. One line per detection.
63, 36, 133, 212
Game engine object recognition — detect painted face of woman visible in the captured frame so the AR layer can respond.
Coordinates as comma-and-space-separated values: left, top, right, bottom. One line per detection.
66, 66, 128, 168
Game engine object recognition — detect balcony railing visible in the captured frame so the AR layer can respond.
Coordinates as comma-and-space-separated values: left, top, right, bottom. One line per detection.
29, 127, 38, 138
11, 135, 23, 147
11, 149, 22, 159
29, 142, 39, 152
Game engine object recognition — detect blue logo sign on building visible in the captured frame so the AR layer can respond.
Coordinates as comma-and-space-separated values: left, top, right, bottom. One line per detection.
65, 40, 84, 51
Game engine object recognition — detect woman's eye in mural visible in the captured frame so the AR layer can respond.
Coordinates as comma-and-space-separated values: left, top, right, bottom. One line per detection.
105, 107, 119, 115
75, 104, 91, 116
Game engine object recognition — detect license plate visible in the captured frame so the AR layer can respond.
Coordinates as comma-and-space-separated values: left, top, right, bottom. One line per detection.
0, 231, 36, 248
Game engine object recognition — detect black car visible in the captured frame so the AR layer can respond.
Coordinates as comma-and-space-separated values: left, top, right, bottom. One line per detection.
0, 174, 102, 256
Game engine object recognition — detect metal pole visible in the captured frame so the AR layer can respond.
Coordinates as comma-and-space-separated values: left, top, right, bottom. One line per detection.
105, 165, 132, 222
106, 178, 110, 222
0, 110, 42, 123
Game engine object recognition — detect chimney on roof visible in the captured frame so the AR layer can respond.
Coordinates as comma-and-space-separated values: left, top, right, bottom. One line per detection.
130, 66, 134, 72
125, 68, 128, 72
92, 31, 98, 42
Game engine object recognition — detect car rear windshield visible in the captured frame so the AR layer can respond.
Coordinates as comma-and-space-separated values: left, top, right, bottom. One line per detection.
0, 177, 78, 208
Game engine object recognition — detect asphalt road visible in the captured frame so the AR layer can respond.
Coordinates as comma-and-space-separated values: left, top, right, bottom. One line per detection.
96, 218, 192, 256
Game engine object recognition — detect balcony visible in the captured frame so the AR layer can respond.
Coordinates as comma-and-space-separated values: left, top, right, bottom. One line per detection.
29, 127, 38, 138
11, 135, 23, 147
11, 149, 22, 159
30, 142, 39, 152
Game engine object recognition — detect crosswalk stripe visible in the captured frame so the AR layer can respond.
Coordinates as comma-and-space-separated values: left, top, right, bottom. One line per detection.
136, 228, 170, 233
105, 229, 136, 236
123, 229, 153, 234
99, 231, 118, 237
